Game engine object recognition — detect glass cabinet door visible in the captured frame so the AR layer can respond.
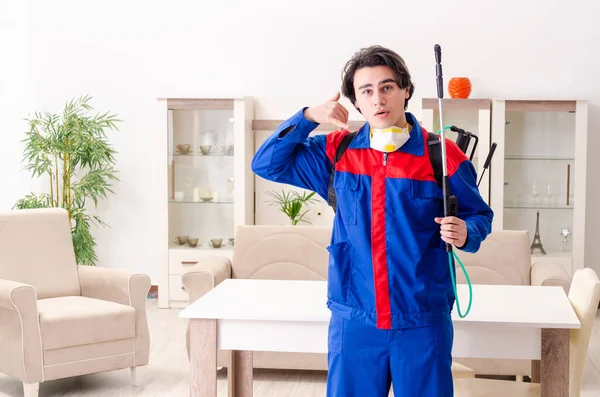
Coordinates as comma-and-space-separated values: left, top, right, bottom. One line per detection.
167, 105, 236, 251
491, 100, 588, 272
503, 107, 574, 255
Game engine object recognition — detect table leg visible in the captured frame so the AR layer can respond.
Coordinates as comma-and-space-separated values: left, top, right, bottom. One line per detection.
531, 360, 540, 383
539, 328, 569, 397
190, 319, 217, 397
228, 350, 253, 397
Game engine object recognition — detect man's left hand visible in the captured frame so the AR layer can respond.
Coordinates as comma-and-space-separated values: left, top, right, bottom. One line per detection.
434, 216, 467, 248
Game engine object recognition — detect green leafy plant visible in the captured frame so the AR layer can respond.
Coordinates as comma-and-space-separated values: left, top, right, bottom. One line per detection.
13, 95, 121, 266
265, 189, 318, 225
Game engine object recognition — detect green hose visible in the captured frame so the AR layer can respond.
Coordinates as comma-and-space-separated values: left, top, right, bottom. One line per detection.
435, 126, 473, 317
449, 251, 472, 318
436, 126, 453, 135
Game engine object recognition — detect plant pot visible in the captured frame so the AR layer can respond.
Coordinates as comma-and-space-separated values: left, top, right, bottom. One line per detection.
448, 77, 472, 99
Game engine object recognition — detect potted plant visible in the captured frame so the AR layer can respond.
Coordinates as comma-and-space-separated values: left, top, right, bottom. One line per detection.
13, 95, 121, 266
265, 189, 318, 225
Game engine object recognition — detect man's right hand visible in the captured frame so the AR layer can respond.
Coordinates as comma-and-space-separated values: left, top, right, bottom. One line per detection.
304, 92, 350, 130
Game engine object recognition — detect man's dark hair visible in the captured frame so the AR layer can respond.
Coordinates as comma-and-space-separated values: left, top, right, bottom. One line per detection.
341, 45, 415, 111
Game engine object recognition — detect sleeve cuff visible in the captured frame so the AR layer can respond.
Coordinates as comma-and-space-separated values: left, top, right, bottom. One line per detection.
457, 221, 479, 253
456, 234, 468, 250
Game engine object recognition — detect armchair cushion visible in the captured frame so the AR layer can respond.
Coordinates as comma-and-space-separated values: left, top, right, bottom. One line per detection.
0, 208, 80, 299
77, 265, 151, 366
231, 225, 330, 280
37, 296, 135, 350
453, 230, 531, 286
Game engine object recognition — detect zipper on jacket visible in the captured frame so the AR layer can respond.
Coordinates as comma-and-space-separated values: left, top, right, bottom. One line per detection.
383, 152, 388, 166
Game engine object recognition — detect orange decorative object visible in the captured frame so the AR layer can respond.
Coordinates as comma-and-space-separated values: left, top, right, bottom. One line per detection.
448, 77, 472, 99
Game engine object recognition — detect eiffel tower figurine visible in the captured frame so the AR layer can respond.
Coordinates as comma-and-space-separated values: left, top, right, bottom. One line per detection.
530, 211, 547, 255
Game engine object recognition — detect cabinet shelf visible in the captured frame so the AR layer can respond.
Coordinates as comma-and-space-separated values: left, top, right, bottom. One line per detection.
170, 152, 233, 157
168, 200, 234, 204
504, 204, 573, 210
531, 252, 572, 258
505, 155, 574, 161
169, 243, 234, 250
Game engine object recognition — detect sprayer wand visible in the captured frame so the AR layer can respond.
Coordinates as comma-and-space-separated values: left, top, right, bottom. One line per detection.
433, 44, 474, 318
434, 44, 458, 254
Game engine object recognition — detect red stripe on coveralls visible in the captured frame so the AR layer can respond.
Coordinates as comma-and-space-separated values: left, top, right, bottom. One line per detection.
371, 163, 392, 329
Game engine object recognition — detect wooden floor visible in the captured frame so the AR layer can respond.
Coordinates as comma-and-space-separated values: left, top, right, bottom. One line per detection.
0, 299, 599, 397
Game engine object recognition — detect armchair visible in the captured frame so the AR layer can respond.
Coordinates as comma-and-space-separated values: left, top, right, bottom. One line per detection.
0, 208, 151, 397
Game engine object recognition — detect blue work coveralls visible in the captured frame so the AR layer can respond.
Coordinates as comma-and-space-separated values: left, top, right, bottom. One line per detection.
251, 108, 494, 396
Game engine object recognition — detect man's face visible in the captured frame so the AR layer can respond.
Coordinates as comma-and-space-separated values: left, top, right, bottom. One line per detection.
353, 65, 410, 129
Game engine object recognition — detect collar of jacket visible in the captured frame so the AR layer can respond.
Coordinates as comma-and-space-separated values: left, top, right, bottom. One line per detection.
348, 112, 424, 156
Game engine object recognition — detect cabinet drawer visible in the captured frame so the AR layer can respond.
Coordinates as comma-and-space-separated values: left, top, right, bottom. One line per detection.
169, 255, 202, 275
169, 248, 233, 275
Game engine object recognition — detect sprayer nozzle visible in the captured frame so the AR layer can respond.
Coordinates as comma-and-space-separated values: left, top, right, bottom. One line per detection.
435, 44, 444, 98
434, 44, 441, 64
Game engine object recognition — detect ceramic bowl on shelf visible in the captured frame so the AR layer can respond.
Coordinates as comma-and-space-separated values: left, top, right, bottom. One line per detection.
199, 145, 212, 155
175, 236, 188, 245
188, 238, 199, 247
209, 238, 223, 248
176, 144, 191, 154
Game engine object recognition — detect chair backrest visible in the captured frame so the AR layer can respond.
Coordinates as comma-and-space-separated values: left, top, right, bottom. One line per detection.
231, 225, 331, 281
0, 208, 81, 299
568, 267, 600, 397
453, 230, 531, 286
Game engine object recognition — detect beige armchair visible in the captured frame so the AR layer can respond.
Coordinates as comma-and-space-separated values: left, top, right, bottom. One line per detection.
0, 208, 151, 397
181, 224, 475, 379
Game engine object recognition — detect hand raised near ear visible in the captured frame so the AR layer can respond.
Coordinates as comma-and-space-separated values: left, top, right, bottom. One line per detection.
304, 92, 350, 131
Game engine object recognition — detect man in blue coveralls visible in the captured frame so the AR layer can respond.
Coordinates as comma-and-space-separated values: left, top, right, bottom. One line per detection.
251, 45, 493, 397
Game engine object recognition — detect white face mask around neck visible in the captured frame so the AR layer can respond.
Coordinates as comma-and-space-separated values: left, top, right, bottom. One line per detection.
369, 124, 411, 153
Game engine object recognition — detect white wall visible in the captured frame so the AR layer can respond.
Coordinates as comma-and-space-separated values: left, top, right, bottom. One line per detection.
2, 0, 599, 283
0, 0, 40, 206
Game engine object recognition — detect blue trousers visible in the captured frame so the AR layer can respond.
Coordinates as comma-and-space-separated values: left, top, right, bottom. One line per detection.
326, 313, 454, 397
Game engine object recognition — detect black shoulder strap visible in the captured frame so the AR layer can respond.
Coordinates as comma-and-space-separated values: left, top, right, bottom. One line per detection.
428, 132, 443, 189
335, 131, 357, 163
327, 131, 357, 212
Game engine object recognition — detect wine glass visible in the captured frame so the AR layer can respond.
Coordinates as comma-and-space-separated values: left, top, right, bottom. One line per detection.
530, 181, 539, 205
544, 183, 553, 206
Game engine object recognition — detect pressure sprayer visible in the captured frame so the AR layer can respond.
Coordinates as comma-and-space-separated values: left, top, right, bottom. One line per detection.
433, 44, 497, 318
